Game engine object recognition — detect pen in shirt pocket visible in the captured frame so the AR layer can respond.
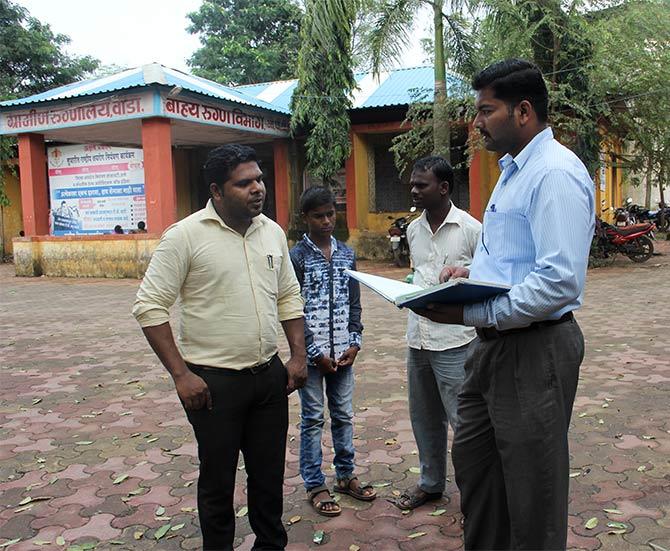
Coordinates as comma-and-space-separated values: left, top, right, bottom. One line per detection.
267, 254, 274, 269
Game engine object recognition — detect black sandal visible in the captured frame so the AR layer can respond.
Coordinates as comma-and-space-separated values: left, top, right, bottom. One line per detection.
308, 485, 341, 517
394, 487, 442, 510
334, 476, 377, 501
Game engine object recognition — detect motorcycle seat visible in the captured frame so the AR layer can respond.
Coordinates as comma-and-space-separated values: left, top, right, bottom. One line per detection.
610, 223, 653, 235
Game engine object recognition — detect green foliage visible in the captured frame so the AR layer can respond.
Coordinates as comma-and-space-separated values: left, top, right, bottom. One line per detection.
187, 0, 302, 85
361, 0, 473, 164
589, 0, 670, 200
0, 0, 99, 206
0, 0, 98, 101
290, 0, 357, 185
389, 89, 472, 175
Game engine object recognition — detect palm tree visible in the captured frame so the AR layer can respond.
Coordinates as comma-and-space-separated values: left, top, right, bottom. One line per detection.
365, 0, 474, 161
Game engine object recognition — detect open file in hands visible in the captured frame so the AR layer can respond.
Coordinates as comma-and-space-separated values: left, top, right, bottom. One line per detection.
345, 269, 511, 309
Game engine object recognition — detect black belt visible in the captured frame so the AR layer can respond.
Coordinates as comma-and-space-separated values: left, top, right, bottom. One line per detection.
475, 312, 574, 341
187, 354, 277, 375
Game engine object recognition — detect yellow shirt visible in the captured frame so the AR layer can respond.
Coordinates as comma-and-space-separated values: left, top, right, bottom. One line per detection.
132, 200, 304, 370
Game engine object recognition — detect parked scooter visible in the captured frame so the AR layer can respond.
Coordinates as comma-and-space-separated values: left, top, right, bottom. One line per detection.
387, 207, 417, 267
591, 217, 656, 263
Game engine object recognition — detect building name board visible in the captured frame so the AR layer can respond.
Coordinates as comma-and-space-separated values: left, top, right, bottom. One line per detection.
162, 97, 290, 137
0, 94, 152, 134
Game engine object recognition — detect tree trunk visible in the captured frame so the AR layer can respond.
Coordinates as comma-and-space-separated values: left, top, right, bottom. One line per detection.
432, 0, 450, 161
644, 157, 653, 209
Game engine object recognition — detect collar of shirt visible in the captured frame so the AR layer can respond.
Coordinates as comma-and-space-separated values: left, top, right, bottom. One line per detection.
497, 127, 554, 184
200, 199, 265, 236
416, 201, 462, 235
302, 234, 338, 257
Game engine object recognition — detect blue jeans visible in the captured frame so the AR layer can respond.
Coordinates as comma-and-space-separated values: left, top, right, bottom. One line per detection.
298, 364, 355, 491
407, 345, 468, 494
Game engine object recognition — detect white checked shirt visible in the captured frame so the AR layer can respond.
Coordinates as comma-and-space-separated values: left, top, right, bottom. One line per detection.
406, 203, 482, 351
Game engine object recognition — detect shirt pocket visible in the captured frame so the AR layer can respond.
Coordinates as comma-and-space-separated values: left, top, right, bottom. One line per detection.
252, 248, 283, 298
483, 210, 533, 263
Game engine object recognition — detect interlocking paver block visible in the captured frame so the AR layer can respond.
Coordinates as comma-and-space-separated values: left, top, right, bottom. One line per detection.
0, 241, 668, 549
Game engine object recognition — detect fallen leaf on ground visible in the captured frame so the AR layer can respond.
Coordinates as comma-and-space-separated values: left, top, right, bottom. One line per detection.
429, 509, 446, 516
112, 474, 128, 485
408, 532, 426, 539
236, 506, 248, 518
154, 524, 171, 540
585, 517, 598, 529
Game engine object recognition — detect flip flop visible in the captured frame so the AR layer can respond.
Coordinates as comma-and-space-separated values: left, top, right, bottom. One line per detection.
308, 485, 341, 517
334, 476, 377, 501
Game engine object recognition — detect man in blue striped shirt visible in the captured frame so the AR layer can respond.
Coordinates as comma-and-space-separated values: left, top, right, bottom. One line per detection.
414, 59, 595, 550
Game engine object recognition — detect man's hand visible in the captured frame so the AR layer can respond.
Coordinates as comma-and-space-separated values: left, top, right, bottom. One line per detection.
336, 346, 359, 367
315, 355, 338, 375
285, 355, 307, 394
411, 303, 465, 325
173, 370, 212, 410
439, 266, 470, 283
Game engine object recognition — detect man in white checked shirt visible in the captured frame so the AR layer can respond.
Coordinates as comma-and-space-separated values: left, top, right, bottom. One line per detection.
413, 59, 595, 550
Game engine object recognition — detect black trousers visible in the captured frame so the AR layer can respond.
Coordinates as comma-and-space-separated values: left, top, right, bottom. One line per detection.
185, 356, 289, 551
452, 319, 584, 550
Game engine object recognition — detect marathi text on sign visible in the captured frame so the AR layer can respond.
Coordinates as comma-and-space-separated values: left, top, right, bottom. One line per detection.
163, 97, 289, 135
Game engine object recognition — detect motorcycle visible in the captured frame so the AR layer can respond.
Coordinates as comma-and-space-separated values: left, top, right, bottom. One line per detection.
387, 207, 417, 267
628, 200, 670, 232
591, 217, 656, 263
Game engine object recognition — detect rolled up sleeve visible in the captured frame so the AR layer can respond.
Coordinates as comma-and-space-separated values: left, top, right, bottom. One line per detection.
132, 224, 190, 327
276, 234, 304, 321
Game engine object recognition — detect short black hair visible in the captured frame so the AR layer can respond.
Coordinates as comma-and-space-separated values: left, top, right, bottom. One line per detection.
203, 144, 258, 192
472, 59, 549, 123
137, 221, 146, 230
300, 186, 336, 214
412, 156, 454, 193
113, 225, 123, 234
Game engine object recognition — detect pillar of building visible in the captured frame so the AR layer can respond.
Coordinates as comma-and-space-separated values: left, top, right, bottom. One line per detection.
344, 132, 358, 230
272, 139, 290, 230
468, 148, 483, 221
18, 133, 49, 235
141, 118, 177, 233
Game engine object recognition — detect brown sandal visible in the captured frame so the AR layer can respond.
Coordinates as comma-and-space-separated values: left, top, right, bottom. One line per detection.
308, 485, 341, 517
334, 476, 377, 501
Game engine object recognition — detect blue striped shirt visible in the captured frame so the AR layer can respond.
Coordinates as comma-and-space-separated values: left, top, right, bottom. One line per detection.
290, 235, 363, 362
464, 127, 595, 330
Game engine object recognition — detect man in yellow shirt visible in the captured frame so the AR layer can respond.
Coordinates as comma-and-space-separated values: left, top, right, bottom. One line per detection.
133, 144, 307, 551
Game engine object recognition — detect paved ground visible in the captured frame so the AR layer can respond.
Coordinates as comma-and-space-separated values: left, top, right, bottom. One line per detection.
1, 240, 669, 551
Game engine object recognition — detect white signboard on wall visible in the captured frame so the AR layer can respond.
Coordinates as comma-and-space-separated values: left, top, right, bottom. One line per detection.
47, 144, 146, 235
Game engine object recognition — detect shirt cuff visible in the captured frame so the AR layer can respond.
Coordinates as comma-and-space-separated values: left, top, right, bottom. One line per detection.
349, 332, 362, 349
277, 298, 305, 322
463, 301, 490, 328
133, 306, 170, 328
306, 343, 323, 362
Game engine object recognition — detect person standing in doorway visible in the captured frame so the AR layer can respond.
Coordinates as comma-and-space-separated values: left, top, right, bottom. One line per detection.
133, 144, 307, 551
395, 156, 481, 510
413, 59, 595, 549
290, 186, 376, 517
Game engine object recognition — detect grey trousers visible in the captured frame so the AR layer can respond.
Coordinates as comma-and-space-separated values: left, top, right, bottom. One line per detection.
452, 318, 584, 550
407, 345, 469, 494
